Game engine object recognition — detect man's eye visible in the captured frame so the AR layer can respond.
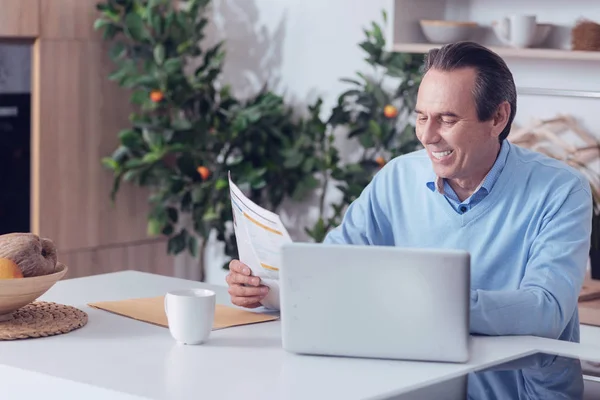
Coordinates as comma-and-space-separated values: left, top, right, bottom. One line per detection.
418, 117, 428, 122
442, 119, 456, 125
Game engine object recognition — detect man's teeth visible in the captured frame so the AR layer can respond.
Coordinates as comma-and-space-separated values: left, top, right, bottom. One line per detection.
432, 150, 453, 159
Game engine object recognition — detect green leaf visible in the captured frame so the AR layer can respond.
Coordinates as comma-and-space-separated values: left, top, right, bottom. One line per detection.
93, 19, 112, 31
102, 157, 118, 170
176, 40, 194, 55
123, 169, 142, 182
119, 129, 141, 148
110, 145, 129, 164
369, 120, 382, 138
191, 186, 205, 202
304, 175, 320, 190
109, 42, 126, 61
203, 207, 218, 222
162, 224, 174, 236
148, 0, 163, 8
134, 75, 156, 87
124, 158, 145, 169
163, 129, 175, 143
215, 178, 228, 190
339, 78, 362, 86
167, 230, 188, 254
302, 157, 316, 173
251, 179, 266, 190
371, 21, 385, 47
142, 152, 162, 163
305, 217, 327, 243
142, 128, 163, 150
359, 133, 375, 148
167, 207, 178, 223
108, 67, 129, 82
153, 44, 165, 65
187, 235, 198, 257
130, 90, 148, 105
147, 217, 163, 236
347, 127, 365, 139
176, 154, 197, 176
171, 118, 192, 131
283, 151, 303, 168
121, 75, 141, 88
151, 13, 162, 37
124, 12, 150, 41
163, 58, 182, 74
102, 24, 119, 40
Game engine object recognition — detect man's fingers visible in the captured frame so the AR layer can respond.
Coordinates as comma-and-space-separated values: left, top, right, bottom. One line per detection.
226, 260, 267, 310
229, 260, 251, 276
226, 271, 261, 286
231, 296, 263, 308
228, 284, 269, 298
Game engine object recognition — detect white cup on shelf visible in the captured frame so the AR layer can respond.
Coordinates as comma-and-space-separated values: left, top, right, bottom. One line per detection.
164, 288, 216, 345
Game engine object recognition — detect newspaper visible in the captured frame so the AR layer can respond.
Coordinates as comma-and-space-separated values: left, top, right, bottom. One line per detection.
228, 172, 292, 310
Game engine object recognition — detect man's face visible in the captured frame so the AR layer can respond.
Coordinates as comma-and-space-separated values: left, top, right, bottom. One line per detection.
414, 67, 505, 184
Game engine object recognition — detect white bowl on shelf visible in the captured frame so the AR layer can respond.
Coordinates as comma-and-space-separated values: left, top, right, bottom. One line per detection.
420, 20, 479, 44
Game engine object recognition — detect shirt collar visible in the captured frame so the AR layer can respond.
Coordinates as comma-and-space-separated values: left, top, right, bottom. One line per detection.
426, 140, 510, 195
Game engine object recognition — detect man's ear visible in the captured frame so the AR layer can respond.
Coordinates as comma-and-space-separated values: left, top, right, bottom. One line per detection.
491, 101, 511, 139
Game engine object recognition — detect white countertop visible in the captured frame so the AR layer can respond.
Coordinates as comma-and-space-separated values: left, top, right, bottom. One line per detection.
2, 270, 600, 400
0, 364, 148, 400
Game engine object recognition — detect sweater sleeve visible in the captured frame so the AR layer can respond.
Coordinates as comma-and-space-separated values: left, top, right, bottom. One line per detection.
469, 186, 592, 339
323, 168, 393, 246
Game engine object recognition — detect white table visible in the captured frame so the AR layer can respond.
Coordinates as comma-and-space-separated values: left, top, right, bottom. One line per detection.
3, 271, 600, 400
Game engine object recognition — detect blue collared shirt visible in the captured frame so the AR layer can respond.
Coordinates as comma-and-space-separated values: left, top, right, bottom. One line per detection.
426, 140, 510, 214
324, 140, 593, 341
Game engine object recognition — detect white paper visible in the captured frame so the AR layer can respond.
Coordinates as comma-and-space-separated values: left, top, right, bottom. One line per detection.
228, 172, 292, 310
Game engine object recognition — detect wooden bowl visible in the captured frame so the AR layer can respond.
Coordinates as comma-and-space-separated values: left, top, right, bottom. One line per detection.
0, 263, 68, 321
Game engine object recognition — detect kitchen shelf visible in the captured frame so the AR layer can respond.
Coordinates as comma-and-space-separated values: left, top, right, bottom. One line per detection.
388, 0, 600, 63
392, 43, 600, 61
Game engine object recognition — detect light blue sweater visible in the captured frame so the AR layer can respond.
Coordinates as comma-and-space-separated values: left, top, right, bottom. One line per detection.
324, 141, 593, 342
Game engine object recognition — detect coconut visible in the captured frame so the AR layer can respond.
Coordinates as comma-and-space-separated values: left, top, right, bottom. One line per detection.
0, 233, 58, 277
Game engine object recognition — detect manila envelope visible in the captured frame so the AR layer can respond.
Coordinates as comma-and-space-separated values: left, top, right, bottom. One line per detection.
88, 296, 278, 330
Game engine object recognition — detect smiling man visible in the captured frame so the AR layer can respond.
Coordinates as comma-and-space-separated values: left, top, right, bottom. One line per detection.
226, 42, 593, 343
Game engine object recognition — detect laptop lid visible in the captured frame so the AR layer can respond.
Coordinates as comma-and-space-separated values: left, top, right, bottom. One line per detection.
279, 243, 471, 362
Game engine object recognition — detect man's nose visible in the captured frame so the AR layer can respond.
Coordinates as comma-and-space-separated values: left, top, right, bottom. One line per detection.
418, 120, 440, 144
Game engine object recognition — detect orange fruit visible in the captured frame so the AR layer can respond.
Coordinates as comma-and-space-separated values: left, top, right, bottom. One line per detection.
150, 90, 164, 102
197, 166, 210, 180
0, 258, 23, 279
376, 156, 386, 168
383, 105, 398, 118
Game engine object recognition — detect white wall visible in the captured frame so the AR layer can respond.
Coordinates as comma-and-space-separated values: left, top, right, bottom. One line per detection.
464, 0, 600, 131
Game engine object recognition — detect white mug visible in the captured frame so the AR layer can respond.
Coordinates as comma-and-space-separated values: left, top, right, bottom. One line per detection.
508, 15, 537, 48
164, 288, 216, 345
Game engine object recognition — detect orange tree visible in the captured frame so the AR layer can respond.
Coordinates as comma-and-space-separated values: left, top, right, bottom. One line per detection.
94, 0, 323, 279
94, 1, 425, 276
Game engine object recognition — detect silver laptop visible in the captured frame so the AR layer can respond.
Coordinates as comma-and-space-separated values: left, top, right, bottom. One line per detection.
279, 243, 471, 363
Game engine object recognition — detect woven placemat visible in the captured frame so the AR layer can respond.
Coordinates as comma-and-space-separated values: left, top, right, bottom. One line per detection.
0, 301, 88, 340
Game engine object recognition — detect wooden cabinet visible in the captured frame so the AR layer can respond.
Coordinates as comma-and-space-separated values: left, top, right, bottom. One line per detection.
0, 0, 174, 278
0, 0, 40, 38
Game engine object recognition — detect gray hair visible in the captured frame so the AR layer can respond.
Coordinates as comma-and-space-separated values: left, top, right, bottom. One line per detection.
423, 41, 517, 142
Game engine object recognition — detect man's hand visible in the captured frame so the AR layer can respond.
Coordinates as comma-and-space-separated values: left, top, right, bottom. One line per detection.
226, 260, 269, 308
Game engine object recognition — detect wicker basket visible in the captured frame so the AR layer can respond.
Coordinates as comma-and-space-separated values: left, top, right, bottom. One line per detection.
572, 19, 600, 51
